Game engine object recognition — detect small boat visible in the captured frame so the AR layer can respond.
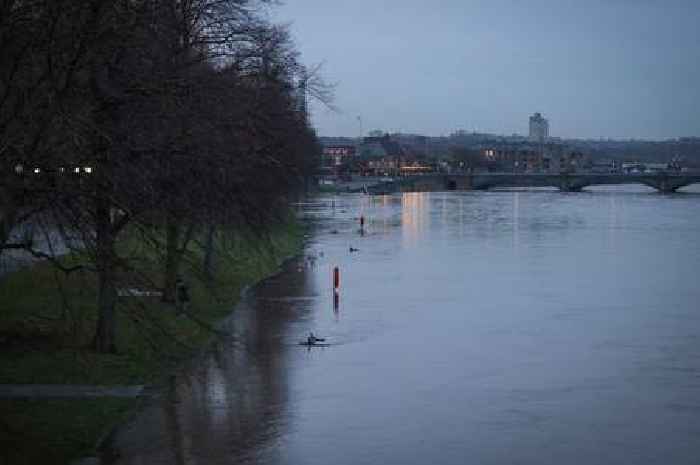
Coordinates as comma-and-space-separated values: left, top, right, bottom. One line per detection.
298, 341, 331, 347
301, 333, 326, 347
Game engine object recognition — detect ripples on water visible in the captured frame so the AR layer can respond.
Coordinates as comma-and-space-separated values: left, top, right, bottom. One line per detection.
105, 185, 700, 465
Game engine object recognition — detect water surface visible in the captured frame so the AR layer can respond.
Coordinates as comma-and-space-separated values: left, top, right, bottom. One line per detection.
105, 186, 700, 465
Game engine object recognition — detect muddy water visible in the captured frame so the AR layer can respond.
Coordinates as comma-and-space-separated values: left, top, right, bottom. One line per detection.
104, 186, 700, 465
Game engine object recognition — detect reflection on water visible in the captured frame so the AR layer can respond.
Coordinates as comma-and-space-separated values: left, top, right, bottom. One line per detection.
103, 261, 316, 465
105, 186, 700, 465
401, 192, 430, 246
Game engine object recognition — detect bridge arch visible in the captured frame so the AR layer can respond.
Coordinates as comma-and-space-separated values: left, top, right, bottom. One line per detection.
676, 181, 700, 192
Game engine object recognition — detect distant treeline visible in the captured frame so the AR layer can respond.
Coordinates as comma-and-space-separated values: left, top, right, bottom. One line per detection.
321, 135, 700, 167
0, 0, 327, 352
567, 140, 700, 166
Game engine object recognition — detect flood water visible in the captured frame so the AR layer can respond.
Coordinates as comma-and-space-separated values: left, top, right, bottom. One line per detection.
104, 186, 700, 465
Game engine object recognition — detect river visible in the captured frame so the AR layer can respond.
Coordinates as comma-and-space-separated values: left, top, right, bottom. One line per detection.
103, 186, 700, 465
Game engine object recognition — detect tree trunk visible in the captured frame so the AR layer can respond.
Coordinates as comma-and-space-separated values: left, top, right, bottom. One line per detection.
162, 216, 181, 303
94, 194, 118, 353
203, 224, 216, 282
162, 216, 195, 303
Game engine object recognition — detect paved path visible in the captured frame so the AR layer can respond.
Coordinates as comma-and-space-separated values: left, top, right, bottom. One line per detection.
0, 384, 144, 398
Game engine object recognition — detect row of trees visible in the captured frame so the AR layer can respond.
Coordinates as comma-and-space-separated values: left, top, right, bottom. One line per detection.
1, 0, 325, 352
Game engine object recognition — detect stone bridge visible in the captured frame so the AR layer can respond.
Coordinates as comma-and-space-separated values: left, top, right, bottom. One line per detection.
365, 173, 700, 194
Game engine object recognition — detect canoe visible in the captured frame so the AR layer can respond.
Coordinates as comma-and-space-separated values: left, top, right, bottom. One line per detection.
298, 342, 331, 347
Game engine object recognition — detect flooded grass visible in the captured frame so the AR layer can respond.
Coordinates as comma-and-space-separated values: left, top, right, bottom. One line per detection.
0, 219, 304, 464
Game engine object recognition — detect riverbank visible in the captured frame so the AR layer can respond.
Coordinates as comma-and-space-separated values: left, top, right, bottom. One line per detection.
0, 219, 305, 465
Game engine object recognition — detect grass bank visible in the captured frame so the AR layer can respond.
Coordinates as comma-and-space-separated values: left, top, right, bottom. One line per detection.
0, 218, 305, 464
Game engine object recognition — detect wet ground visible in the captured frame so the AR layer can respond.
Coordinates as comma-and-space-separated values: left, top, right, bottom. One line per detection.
103, 186, 700, 465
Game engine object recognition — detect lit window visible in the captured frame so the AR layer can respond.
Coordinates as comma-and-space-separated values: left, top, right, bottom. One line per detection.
74, 167, 81, 173
84, 167, 92, 174
34, 167, 41, 174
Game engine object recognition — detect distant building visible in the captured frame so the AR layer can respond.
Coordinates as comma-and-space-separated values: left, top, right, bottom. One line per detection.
621, 162, 645, 174
589, 159, 620, 174
480, 142, 588, 174
481, 146, 543, 172
359, 135, 404, 176
529, 113, 549, 143
541, 145, 586, 173
322, 146, 356, 169
644, 163, 671, 174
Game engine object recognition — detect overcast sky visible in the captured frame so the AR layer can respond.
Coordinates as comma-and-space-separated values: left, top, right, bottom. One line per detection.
271, 1, 700, 139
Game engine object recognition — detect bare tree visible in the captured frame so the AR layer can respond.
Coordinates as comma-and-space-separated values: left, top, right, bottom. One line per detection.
1, 0, 326, 353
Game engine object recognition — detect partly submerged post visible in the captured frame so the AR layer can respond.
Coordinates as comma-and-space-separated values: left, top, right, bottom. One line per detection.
333, 266, 340, 293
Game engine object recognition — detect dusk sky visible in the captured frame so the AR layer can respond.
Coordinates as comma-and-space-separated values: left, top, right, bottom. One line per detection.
271, 0, 700, 140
